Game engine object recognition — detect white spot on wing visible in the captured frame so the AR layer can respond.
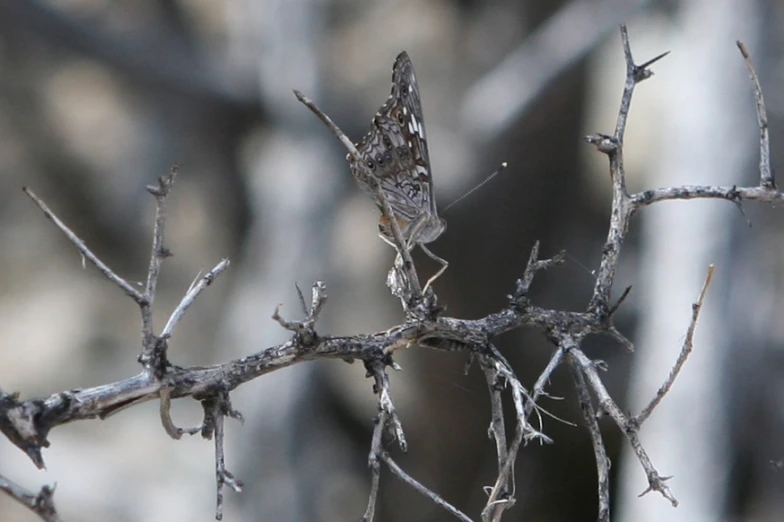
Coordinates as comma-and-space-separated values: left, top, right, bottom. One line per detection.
411, 114, 424, 140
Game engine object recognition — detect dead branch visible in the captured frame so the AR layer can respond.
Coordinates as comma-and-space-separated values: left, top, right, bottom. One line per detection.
1, 26, 780, 522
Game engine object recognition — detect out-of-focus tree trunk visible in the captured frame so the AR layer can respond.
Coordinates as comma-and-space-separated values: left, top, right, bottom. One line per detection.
617, 2, 760, 521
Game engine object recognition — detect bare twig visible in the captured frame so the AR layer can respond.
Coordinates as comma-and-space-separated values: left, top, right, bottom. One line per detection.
208, 392, 244, 521
736, 41, 773, 188
142, 166, 177, 333
367, 360, 406, 452
22, 187, 145, 304
159, 387, 202, 440
272, 281, 328, 344
478, 348, 551, 522
0, 474, 61, 522
359, 452, 381, 522
162, 258, 231, 337
482, 358, 508, 479
382, 453, 473, 522
631, 184, 784, 207
569, 349, 678, 506
138, 166, 178, 369
360, 359, 406, 522
524, 335, 576, 430
637, 265, 715, 424
570, 361, 610, 522
480, 356, 511, 522
511, 241, 566, 304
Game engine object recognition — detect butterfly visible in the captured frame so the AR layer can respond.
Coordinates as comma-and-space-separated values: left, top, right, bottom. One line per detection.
349, 51, 447, 291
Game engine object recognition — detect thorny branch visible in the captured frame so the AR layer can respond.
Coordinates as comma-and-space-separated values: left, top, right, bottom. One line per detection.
1, 25, 780, 522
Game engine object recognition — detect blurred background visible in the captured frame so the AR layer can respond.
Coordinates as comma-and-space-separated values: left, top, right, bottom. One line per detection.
1, 0, 784, 521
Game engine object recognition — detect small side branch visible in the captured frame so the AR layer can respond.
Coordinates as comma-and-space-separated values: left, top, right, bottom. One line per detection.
162, 259, 232, 337
631, 184, 784, 208
382, 453, 473, 522
569, 349, 678, 507
22, 187, 145, 304
637, 265, 715, 424
361, 358, 406, 522
200, 391, 244, 520
510, 241, 565, 308
272, 281, 328, 346
570, 362, 610, 522
139, 166, 179, 370
736, 41, 773, 189
0, 474, 62, 522
142, 165, 178, 330
478, 347, 551, 522
159, 387, 202, 439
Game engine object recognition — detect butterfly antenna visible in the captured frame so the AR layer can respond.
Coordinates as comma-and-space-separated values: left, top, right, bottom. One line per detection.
443, 162, 507, 213
564, 252, 597, 281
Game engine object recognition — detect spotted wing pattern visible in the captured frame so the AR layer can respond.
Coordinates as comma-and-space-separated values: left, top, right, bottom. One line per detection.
349, 51, 445, 245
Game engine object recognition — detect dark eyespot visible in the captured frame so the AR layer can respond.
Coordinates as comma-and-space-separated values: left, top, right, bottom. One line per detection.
375, 153, 384, 165
400, 82, 408, 96
382, 135, 392, 148
397, 111, 404, 124
366, 159, 375, 170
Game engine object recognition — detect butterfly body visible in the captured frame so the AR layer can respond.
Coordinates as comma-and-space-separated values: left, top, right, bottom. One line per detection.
349, 51, 446, 249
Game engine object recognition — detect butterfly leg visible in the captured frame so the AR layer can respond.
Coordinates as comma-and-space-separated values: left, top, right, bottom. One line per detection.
420, 244, 448, 294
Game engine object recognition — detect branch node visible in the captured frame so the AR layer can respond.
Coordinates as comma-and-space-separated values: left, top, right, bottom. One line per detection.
272, 282, 327, 346
145, 163, 179, 197
633, 50, 670, 82
509, 243, 565, 309
584, 133, 618, 155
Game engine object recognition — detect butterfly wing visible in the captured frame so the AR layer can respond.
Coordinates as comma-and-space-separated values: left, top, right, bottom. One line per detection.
349, 51, 444, 244
390, 52, 437, 216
